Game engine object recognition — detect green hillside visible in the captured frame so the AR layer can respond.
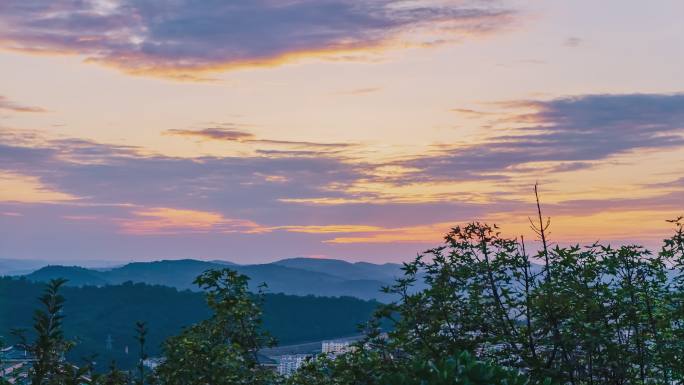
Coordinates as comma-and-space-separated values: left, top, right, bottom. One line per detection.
0, 277, 379, 371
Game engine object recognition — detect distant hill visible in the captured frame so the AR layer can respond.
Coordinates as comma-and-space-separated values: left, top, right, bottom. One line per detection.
25, 265, 109, 286
273, 258, 403, 281
22, 258, 400, 301
102, 259, 219, 290
0, 277, 379, 371
0, 258, 119, 276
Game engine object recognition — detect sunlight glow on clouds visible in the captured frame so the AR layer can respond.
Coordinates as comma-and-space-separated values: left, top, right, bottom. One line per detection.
322, 221, 457, 244
0, 171, 75, 203
273, 224, 385, 234
0, 0, 514, 79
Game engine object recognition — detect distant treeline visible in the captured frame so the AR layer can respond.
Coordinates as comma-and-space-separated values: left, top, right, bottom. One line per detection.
0, 277, 378, 370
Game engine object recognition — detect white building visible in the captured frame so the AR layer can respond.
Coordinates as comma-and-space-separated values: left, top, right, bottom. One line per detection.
277, 354, 309, 377
1, 346, 36, 384
322, 340, 352, 355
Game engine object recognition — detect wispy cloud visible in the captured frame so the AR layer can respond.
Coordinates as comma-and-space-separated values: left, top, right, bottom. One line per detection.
322, 221, 457, 244
166, 128, 255, 142
272, 224, 384, 234
0, 95, 46, 113
336, 87, 382, 95
563, 37, 583, 47
252, 139, 354, 149
166, 126, 355, 150
0, 0, 515, 79
449, 108, 498, 118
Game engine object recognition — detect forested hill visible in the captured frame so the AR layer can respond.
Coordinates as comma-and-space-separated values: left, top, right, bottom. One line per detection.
21, 258, 404, 301
0, 277, 379, 370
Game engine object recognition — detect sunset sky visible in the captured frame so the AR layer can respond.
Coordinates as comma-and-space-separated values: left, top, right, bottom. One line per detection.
1, 0, 683, 263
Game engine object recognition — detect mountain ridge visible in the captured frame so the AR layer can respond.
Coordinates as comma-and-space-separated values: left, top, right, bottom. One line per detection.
19, 258, 402, 301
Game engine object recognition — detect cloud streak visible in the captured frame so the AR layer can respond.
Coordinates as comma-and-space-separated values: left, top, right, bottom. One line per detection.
167, 128, 255, 141
398, 93, 684, 182
118, 207, 266, 235
0, 95, 46, 113
167, 126, 355, 150
0, 0, 515, 79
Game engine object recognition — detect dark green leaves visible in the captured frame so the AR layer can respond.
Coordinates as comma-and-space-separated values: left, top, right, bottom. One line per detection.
152, 268, 278, 385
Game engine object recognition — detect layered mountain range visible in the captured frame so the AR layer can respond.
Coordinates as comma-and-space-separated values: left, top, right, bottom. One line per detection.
8, 257, 406, 301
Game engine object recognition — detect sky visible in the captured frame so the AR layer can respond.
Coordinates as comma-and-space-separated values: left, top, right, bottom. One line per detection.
1, 0, 683, 264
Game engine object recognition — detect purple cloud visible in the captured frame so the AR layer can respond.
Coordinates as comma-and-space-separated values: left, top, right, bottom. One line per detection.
397, 93, 684, 182
0, 130, 368, 213
0, 0, 514, 78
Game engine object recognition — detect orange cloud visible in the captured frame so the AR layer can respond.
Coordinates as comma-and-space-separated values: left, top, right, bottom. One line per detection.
119, 207, 267, 235
322, 222, 457, 244
318, 208, 682, 245
273, 224, 385, 234
0, 172, 76, 203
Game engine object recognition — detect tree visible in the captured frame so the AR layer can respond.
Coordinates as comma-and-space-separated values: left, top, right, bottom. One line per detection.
99, 361, 129, 385
379, 351, 550, 385
152, 268, 279, 385
289, 345, 549, 385
289, 192, 684, 384
8, 278, 145, 385
661, 216, 684, 383
134, 321, 148, 385
12, 278, 93, 385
